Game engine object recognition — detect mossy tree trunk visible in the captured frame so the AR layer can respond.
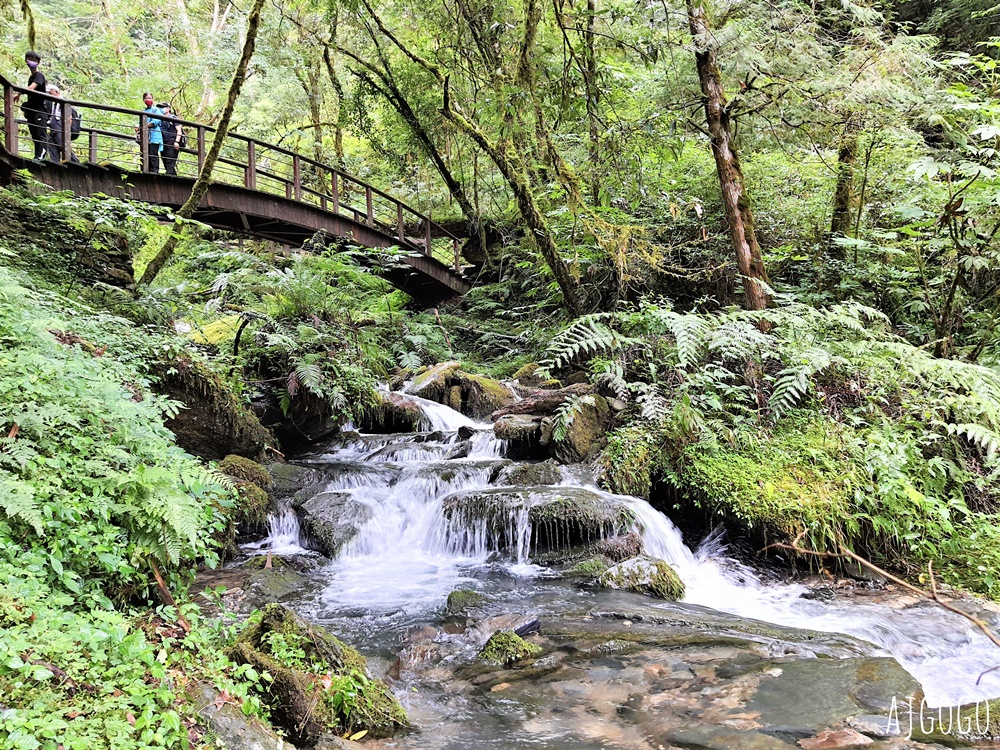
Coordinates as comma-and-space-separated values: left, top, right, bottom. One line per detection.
138, 0, 267, 287
830, 114, 859, 250
687, 0, 770, 312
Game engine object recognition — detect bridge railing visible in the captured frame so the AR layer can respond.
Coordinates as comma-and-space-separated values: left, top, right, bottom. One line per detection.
0, 74, 464, 271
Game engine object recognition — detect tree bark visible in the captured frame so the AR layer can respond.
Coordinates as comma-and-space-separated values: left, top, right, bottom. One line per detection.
138, 0, 267, 286
443, 81, 585, 316
492, 383, 595, 419
830, 115, 858, 248
687, 0, 770, 311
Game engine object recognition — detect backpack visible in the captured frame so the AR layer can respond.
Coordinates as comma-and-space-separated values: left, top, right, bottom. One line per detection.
70, 107, 81, 141
179, 132, 188, 149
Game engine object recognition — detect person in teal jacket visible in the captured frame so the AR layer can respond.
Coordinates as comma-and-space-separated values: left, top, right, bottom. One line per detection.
138, 93, 164, 173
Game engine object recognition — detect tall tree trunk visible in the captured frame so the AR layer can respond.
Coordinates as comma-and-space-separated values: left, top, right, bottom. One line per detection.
830, 115, 858, 248
138, 0, 267, 286
687, 0, 769, 311
443, 82, 584, 315
583, 0, 600, 204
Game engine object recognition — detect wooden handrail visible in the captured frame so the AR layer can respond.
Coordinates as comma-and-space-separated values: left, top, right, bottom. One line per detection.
0, 73, 465, 270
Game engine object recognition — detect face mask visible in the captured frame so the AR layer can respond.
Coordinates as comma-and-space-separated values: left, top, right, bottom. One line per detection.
26, 61, 38, 70
144, 99, 153, 107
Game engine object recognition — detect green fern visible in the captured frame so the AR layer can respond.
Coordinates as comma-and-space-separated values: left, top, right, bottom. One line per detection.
0, 476, 43, 535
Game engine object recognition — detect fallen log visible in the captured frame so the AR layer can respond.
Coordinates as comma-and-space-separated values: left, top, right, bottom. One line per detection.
491, 383, 594, 419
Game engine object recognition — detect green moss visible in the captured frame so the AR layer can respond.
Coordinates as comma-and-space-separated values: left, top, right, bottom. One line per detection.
567, 556, 612, 578
513, 363, 540, 380
598, 556, 685, 600
477, 630, 542, 667
229, 605, 406, 743
680, 418, 854, 550
219, 455, 273, 488
446, 589, 488, 614
600, 424, 666, 500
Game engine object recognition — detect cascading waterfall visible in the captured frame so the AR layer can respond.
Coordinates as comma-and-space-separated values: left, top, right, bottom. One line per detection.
244, 500, 309, 556
251, 391, 1000, 710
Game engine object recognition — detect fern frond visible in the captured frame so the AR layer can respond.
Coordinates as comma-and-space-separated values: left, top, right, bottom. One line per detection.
0, 476, 43, 534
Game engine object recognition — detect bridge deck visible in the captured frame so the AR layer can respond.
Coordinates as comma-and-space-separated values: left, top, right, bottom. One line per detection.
0, 74, 470, 301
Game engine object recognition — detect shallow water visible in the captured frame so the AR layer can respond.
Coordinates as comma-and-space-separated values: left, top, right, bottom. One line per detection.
246, 391, 1000, 746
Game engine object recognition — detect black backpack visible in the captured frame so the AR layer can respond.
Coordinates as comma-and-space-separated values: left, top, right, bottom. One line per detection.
70, 107, 81, 141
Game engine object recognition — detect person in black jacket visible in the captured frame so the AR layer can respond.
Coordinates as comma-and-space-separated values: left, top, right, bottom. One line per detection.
46, 86, 80, 163
13, 51, 49, 160
158, 103, 182, 176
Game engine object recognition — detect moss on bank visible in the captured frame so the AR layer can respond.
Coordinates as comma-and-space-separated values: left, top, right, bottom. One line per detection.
229, 604, 407, 744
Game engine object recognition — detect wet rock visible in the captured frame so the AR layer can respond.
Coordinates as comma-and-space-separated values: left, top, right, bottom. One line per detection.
410, 362, 515, 419
312, 734, 366, 750
598, 555, 685, 600
565, 371, 590, 386
446, 589, 488, 615
841, 559, 889, 585
494, 414, 545, 459
477, 630, 542, 667
159, 360, 274, 461
512, 363, 544, 387
442, 487, 635, 560
594, 532, 644, 562
799, 728, 874, 749
239, 568, 314, 612
847, 715, 898, 739
457, 425, 476, 440
228, 605, 407, 745
801, 585, 837, 602
188, 681, 294, 750
664, 727, 796, 749
358, 391, 424, 433
541, 394, 612, 464
494, 460, 561, 486
296, 491, 373, 558
267, 463, 326, 498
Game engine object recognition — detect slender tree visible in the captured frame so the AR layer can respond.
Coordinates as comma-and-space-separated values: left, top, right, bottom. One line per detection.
138, 0, 267, 286
686, 0, 770, 311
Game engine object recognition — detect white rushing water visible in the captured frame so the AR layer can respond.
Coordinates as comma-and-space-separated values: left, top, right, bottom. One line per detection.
252, 393, 1000, 709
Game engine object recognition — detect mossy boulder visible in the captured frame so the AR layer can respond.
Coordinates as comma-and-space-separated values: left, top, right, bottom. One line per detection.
220, 454, 273, 488
229, 605, 407, 745
494, 415, 545, 459
267, 463, 326, 499
598, 556, 685, 600
219, 455, 273, 530
594, 532, 644, 562
541, 394, 612, 464
158, 358, 274, 461
494, 459, 562, 486
239, 568, 315, 612
358, 391, 425, 433
295, 491, 372, 558
477, 630, 542, 667
442, 487, 635, 562
512, 363, 544, 386
446, 589, 488, 615
409, 362, 515, 419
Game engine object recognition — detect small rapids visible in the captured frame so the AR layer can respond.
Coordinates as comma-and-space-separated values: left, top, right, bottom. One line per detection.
248, 390, 1000, 714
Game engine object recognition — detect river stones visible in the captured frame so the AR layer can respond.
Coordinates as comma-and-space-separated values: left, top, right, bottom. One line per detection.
295, 490, 372, 557
442, 486, 635, 561
447, 589, 489, 615
540, 394, 612, 464
358, 391, 425, 433
477, 630, 542, 667
493, 414, 546, 458
598, 555, 685, 600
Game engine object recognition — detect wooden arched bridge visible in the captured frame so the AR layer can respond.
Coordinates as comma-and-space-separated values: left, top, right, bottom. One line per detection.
0, 74, 470, 300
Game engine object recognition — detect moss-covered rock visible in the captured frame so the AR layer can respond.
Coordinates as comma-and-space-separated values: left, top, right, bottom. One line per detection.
494, 460, 562, 486
220, 454, 273, 488
477, 630, 542, 667
443, 487, 635, 562
512, 363, 543, 386
494, 414, 546, 459
359, 391, 425, 433
598, 556, 685, 600
594, 532, 644, 563
446, 589, 488, 615
543, 394, 612, 464
566, 556, 612, 578
229, 605, 407, 745
158, 358, 274, 461
409, 362, 515, 419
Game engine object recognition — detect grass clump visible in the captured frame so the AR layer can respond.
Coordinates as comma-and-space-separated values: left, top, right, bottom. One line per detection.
477, 630, 542, 667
